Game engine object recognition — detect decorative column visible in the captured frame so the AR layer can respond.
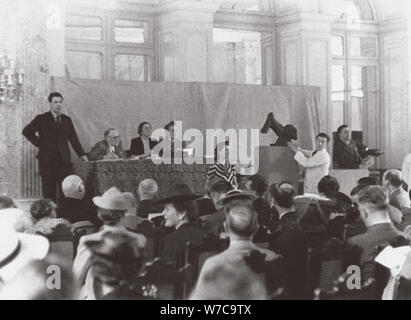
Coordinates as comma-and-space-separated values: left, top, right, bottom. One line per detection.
18, 0, 52, 198
276, 12, 332, 135
379, 18, 410, 169
0, 0, 23, 198
156, 0, 219, 82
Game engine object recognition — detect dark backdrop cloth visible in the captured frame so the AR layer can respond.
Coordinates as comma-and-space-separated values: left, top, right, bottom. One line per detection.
51, 78, 321, 157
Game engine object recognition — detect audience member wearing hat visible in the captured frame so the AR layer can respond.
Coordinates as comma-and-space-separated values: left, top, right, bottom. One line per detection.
58, 175, 97, 225
272, 194, 336, 299
0, 254, 78, 300
27, 199, 72, 238
192, 192, 278, 299
0, 228, 49, 285
158, 182, 206, 268
73, 187, 146, 299
82, 232, 146, 300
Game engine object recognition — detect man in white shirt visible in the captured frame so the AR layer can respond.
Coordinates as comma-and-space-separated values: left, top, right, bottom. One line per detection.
288, 133, 331, 194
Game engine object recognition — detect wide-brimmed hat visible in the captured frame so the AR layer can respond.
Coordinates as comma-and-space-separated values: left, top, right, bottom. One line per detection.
0, 228, 49, 282
217, 189, 255, 206
93, 187, 130, 211
156, 183, 201, 205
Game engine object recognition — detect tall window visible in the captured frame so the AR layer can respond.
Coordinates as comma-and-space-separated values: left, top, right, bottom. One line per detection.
212, 28, 262, 85
330, 1, 378, 135
65, 9, 153, 81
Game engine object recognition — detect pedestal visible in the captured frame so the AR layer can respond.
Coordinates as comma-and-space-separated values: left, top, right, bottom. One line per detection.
258, 146, 300, 190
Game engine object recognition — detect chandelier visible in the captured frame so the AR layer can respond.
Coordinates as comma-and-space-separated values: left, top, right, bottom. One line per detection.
0, 56, 24, 104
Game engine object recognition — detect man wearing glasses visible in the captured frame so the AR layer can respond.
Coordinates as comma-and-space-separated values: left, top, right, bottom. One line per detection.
88, 128, 125, 161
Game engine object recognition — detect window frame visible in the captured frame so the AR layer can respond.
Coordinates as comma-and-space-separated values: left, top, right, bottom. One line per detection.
65, 7, 154, 81
331, 26, 380, 146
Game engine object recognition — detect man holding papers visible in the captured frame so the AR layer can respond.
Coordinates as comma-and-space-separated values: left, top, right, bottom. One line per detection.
288, 133, 331, 194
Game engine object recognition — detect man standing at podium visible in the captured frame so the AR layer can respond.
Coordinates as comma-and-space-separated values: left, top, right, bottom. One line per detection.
288, 133, 331, 194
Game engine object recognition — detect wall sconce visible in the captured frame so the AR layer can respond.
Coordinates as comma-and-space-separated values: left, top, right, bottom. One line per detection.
0, 55, 24, 104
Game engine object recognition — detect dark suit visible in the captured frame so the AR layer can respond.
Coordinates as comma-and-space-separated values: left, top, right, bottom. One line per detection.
87, 140, 125, 161
129, 137, 158, 156
161, 223, 206, 268
347, 223, 403, 265
273, 229, 332, 299
57, 197, 98, 225
23, 111, 86, 202
279, 211, 297, 228
196, 197, 217, 217
253, 197, 274, 230
333, 138, 362, 169
137, 199, 163, 219
199, 209, 225, 236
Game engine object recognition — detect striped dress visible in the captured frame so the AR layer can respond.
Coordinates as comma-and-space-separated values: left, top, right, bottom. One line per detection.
206, 161, 238, 189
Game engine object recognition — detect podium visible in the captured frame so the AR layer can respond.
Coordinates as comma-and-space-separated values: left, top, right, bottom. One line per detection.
329, 169, 369, 196
258, 146, 300, 190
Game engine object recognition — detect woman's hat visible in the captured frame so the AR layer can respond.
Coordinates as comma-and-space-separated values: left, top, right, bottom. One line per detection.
93, 187, 130, 211
217, 189, 255, 206
156, 183, 201, 205
0, 228, 49, 282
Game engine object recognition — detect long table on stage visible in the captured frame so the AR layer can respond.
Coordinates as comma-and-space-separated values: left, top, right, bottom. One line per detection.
73, 159, 211, 199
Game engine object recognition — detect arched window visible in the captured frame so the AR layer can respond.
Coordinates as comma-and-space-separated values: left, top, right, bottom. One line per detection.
329, 0, 378, 146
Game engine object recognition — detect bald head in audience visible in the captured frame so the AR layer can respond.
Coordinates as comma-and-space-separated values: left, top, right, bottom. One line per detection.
225, 199, 258, 240
138, 179, 158, 201
62, 175, 85, 200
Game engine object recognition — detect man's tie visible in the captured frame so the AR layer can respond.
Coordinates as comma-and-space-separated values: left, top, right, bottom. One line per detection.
312, 151, 318, 157
56, 115, 61, 124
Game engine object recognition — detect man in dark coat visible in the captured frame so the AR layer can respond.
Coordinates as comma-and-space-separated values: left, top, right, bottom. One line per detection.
22, 92, 88, 202
333, 125, 362, 169
347, 186, 404, 265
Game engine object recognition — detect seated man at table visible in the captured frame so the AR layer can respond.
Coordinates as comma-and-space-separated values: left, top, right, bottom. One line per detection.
87, 128, 125, 161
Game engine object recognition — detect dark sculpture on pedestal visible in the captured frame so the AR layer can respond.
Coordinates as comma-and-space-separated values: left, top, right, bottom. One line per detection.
261, 112, 298, 147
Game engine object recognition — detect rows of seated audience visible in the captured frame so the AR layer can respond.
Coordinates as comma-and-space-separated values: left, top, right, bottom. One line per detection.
1, 169, 411, 300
